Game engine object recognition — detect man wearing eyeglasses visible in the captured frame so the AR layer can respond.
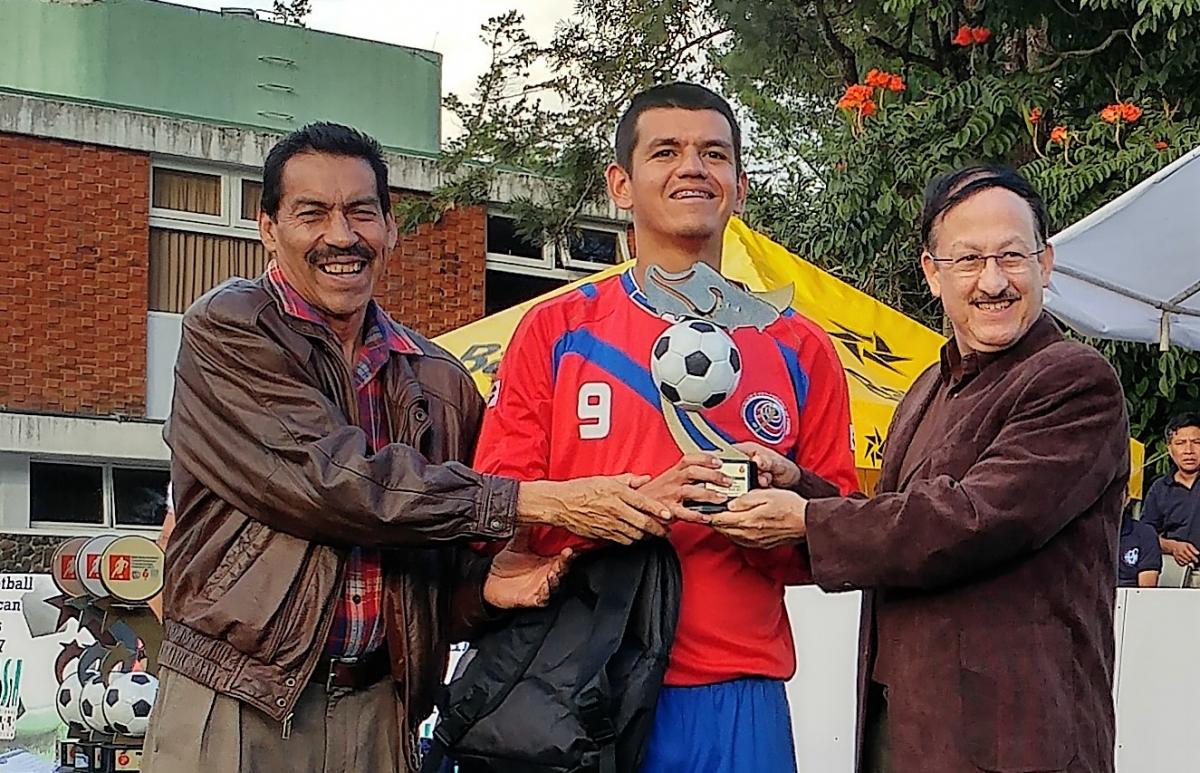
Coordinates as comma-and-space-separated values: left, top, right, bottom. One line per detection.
1141, 413, 1200, 576
720, 165, 1128, 773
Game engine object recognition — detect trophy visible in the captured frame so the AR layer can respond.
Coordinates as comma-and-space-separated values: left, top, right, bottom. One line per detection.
641, 263, 791, 512
49, 534, 164, 772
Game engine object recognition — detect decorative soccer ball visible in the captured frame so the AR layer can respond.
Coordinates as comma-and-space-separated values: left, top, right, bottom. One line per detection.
650, 319, 742, 411
79, 674, 114, 734
103, 672, 158, 737
56, 672, 87, 727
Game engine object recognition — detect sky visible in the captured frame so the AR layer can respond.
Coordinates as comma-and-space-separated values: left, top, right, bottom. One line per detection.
161, 0, 572, 139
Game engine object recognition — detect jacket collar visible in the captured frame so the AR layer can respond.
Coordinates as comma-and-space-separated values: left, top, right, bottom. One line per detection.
880, 312, 1063, 493
938, 312, 1060, 388
263, 261, 421, 357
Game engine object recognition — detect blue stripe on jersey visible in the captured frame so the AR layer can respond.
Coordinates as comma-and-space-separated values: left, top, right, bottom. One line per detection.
775, 341, 810, 412
620, 269, 654, 312
578, 283, 598, 299
551, 328, 660, 407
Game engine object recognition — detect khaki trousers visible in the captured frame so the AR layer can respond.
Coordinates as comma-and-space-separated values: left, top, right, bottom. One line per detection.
142, 667, 405, 773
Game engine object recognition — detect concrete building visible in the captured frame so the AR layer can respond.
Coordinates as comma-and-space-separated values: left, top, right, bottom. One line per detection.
0, 0, 627, 569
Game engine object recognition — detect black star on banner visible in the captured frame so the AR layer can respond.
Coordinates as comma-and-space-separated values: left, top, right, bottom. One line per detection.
828, 321, 911, 374
864, 427, 886, 466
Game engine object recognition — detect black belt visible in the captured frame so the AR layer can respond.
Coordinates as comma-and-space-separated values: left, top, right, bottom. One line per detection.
311, 647, 391, 692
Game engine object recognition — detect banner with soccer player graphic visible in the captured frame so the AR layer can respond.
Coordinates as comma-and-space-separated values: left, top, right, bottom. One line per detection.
436, 217, 1145, 496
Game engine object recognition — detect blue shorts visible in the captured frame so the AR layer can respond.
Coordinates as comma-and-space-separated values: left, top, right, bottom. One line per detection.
638, 677, 797, 773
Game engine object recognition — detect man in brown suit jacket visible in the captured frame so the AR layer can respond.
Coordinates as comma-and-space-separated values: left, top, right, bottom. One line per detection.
698, 165, 1128, 773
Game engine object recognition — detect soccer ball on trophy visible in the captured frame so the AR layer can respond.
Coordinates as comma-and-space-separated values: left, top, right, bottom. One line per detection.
56, 672, 87, 727
79, 673, 115, 734
651, 319, 743, 411
103, 672, 158, 737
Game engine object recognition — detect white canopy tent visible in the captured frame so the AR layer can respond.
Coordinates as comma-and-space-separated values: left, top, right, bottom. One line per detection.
1044, 145, 1200, 351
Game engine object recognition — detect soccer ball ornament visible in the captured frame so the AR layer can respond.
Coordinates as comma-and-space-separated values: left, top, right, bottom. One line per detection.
103, 672, 158, 737
651, 319, 742, 411
79, 673, 115, 734
56, 672, 87, 727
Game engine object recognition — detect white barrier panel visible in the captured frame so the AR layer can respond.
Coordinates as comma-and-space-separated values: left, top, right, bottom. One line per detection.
786, 586, 861, 773
784, 586, 1194, 772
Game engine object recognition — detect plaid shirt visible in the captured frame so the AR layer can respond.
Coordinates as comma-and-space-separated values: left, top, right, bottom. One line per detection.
266, 262, 419, 658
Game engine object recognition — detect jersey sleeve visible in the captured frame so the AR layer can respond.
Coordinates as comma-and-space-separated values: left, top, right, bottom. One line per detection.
473, 305, 601, 557
744, 317, 858, 584
792, 323, 859, 496
475, 310, 553, 482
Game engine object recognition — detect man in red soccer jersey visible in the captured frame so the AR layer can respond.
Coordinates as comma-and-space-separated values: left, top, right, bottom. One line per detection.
474, 83, 858, 772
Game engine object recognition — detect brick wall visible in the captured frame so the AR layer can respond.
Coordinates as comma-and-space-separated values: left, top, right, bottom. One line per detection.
376, 200, 487, 337
0, 133, 149, 417
0, 134, 487, 423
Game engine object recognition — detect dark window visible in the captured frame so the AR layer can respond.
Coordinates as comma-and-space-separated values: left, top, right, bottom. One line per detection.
241, 180, 263, 221
567, 228, 622, 265
487, 215, 543, 260
486, 270, 566, 316
113, 468, 171, 528
30, 463, 103, 525
152, 168, 222, 215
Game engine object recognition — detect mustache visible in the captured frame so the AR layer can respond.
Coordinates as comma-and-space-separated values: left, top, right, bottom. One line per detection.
970, 292, 1020, 304
306, 243, 376, 266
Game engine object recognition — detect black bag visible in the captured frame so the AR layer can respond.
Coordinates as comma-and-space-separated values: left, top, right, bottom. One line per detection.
421, 538, 682, 773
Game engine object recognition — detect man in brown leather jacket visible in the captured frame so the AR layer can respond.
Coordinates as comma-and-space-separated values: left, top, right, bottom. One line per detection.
142, 123, 673, 773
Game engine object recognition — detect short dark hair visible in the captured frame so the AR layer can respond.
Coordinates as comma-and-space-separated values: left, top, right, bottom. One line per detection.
920, 164, 1050, 250
260, 122, 390, 218
614, 82, 743, 173
1166, 412, 1200, 441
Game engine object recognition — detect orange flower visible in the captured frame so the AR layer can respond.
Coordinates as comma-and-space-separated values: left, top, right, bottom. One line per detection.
865, 69, 889, 89
837, 84, 874, 110
1028, 107, 1042, 123
1155, 140, 1169, 150
971, 26, 992, 44
1099, 105, 1121, 124
1120, 103, 1142, 122
952, 25, 974, 46
861, 99, 878, 117
1050, 126, 1068, 144
887, 74, 906, 92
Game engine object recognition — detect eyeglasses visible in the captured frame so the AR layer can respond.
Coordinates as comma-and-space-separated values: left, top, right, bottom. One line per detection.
925, 249, 1046, 278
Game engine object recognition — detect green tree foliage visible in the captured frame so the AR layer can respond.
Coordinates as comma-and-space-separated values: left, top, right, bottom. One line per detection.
271, 0, 310, 25
414, 0, 1200, 465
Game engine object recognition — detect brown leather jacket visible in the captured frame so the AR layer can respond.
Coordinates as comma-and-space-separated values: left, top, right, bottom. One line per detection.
160, 274, 518, 758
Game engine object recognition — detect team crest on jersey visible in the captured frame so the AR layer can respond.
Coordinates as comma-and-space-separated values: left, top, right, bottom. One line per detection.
742, 393, 790, 445
1123, 547, 1139, 566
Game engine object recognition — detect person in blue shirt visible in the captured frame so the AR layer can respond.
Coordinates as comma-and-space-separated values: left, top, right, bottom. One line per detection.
1118, 507, 1161, 587
1141, 413, 1200, 572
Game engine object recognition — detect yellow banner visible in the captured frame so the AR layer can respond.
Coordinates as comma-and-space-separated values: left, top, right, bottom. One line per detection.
435, 216, 1144, 496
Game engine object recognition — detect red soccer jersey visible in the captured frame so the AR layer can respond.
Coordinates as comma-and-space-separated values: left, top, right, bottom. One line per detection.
475, 269, 858, 685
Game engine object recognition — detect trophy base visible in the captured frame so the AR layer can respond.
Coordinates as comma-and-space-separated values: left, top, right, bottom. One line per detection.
684, 500, 732, 514
684, 458, 757, 514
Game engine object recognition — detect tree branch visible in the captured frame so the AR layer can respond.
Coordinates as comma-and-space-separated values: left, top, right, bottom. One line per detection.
866, 34, 941, 70
814, 0, 859, 86
1030, 29, 1127, 74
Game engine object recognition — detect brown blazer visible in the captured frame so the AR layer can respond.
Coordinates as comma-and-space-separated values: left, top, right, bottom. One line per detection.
806, 315, 1128, 773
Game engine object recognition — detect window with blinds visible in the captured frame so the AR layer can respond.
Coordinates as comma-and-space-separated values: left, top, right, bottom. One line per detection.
148, 162, 267, 313
149, 229, 269, 313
